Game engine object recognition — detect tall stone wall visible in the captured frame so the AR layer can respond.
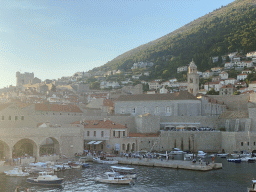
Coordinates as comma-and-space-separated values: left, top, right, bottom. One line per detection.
160, 116, 219, 129
135, 114, 160, 133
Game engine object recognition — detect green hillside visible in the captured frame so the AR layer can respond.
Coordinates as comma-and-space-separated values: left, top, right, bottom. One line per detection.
92, 0, 256, 79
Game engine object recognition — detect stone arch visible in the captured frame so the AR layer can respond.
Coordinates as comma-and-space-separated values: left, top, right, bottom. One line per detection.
0, 140, 11, 160
131, 143, 136, 152
39, 137, 60, 156
13, 138, 37, 158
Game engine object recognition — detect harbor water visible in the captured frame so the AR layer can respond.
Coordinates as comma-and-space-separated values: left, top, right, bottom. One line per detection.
0, 157, 255, 192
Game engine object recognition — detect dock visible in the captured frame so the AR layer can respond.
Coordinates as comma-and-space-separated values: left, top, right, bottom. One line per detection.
109, 157, 222, 171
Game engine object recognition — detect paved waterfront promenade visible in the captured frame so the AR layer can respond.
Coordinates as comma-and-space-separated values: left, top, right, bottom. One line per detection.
110, 157, 222, 171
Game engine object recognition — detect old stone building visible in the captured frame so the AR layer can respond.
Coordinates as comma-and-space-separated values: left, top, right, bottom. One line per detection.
187, 60, 199, 96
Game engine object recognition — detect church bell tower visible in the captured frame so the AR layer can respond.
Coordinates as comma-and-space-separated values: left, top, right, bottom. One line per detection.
187, 60, 199, 96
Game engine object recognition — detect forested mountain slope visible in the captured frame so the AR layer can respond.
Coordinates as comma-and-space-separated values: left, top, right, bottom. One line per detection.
92, 0, 256, 79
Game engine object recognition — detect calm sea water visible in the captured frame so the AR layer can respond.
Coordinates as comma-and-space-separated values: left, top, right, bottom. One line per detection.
0, 157, 255, 192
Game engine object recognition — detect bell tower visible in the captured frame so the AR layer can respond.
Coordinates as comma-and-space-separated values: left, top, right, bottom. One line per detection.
187, 60, 199, 96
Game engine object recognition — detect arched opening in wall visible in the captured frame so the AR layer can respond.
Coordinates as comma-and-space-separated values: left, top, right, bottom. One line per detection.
122, 144, 126, 151
0, 140, 10, 160
131, 143, 135, 152
181, 138, 184, 151
174, 139, 177, 148
188, 138, 191, 152
13, 139, 37, 158
127, 143, 130, 152
39, 137, 60, 157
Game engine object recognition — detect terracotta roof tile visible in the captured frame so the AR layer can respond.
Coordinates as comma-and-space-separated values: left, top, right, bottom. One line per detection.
35, 104, 83, 113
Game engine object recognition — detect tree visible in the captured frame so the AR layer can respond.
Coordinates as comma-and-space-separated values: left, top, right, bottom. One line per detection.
233, 91, 240, 95
207, 88, 219, 95
90, 82, 100, 90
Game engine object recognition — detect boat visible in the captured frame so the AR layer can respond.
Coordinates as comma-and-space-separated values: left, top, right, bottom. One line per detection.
217, 153, 229, 158
95, 172, 132, 184
248, 180, 256, 192
4, 167, 29, 177
26, 172, 64, 185
93, 157, 118, 164
197, 151, 207, 158
68, 161, 82, 168
169, 148, 184, 155
227, 159, 241, 163
240, 157, 255, 162
111, 166, 136, 179
82, 163, 90, 168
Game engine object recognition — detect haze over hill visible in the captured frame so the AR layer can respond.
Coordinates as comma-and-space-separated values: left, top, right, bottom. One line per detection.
92, 0, 256, 80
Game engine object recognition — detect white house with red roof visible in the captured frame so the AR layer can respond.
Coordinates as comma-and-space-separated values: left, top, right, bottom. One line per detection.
220, 71, 228, 80
237, 73, 248, 81
148, 81, 161, 90
224, 78, 236, 85
202, 70, 214, 79
204, 81, 223, 92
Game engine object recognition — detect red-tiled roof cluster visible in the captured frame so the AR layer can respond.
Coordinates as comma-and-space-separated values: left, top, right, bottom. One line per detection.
35, 104, 83, 113
220, 84, 234, 89
103, 99, 114, 107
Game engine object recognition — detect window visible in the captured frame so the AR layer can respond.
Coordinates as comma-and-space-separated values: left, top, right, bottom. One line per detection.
121, 107, 125, 114
248, 142, 250, 146
132, 108, 136, 114
94, 131, 96, 137
113, 131, 115, 137
254, 142, 255, 146
1, 116, 4, 121
166, 107, 171, 114
21, 116, 24, 120
123, 131, 125, 137
155, 106, 159, 113
9, 116, 11, 120
101, 131, 104, 137
15, 116, 18, 120
87, 131, 90, 137
241, 142, 243, 146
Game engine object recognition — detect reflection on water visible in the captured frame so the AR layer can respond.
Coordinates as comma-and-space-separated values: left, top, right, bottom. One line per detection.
0, 157, 256, 192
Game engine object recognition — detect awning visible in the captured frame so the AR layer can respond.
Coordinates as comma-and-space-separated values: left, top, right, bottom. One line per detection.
87, 141, 96, 144
94, 141, 103, 145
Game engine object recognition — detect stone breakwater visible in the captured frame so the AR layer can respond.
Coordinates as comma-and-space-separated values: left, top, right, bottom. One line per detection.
110, 157, 222, 171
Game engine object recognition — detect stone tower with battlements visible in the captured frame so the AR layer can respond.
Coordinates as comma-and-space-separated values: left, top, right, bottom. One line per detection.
187, 60, 199, 96
16, 71, 34, 87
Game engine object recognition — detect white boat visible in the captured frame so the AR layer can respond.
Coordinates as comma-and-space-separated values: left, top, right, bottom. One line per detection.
197, 151, 207, 158
111, 166, 136, 179
68, 161, 82, 169
248, 180, 256, 192
26, 172, 64, 185
216, 153, 229, 158
240, 157, 255, 162
93, 157, 118, 164
95, 172, 132, 184
184, 153, 196, 158
231, 151, 251, 158
170, 148, 184, 155
4, 167, 29, 177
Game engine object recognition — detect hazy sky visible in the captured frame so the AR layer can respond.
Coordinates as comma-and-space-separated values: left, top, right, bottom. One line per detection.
0, 0, 234, 89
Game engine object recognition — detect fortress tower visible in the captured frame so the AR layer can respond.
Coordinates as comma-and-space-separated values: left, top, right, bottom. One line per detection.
16, 71, 34, 87
187, 60, 199, 96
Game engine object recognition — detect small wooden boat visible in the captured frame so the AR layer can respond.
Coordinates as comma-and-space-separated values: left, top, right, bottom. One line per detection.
26, 172, 63, 185
95, 172, 132, 184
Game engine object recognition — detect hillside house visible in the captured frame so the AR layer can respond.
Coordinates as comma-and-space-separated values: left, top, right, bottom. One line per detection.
249, 81, 256, 92
224, 78, 236, 85
237, 74, 248, 81
219, 84, 236, 95
202, 70, 214, 79
220, 71, 229, 80
148, 81, 161, 90
177, 66, 188, 73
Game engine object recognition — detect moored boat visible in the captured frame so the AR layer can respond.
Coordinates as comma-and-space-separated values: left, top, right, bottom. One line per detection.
26, 172, 64, 185
227, 159, 241, 163
93, 157, 118, 164
4, 167, 29, 177
111, 166, 136, 179
248, 180, 256, 192
95, 172, 132, 184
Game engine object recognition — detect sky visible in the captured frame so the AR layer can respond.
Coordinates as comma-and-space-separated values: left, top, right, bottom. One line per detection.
0, 0, 235, 89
